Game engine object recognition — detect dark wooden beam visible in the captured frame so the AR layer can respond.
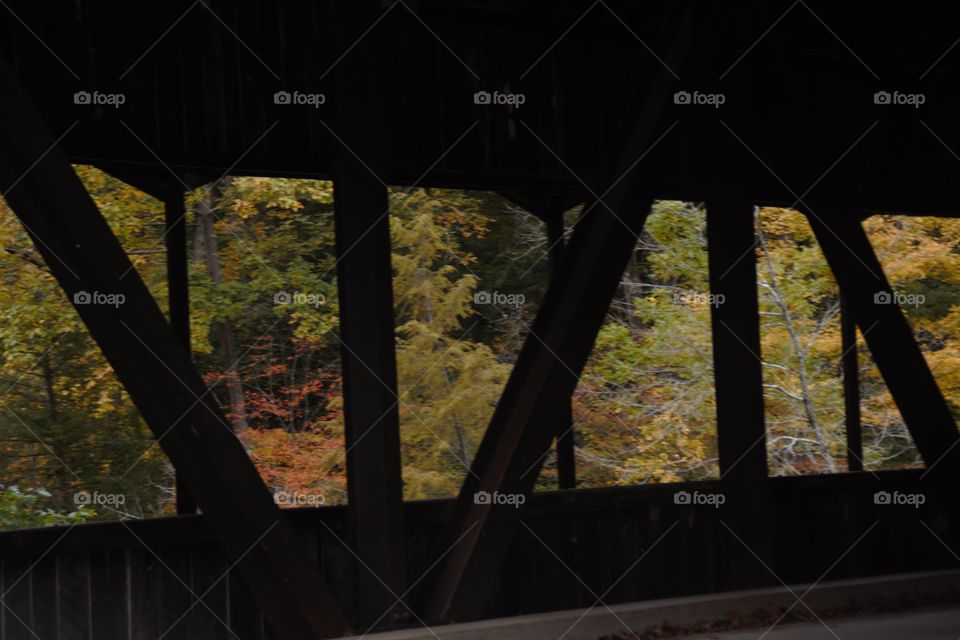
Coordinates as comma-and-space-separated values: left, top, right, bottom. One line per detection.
807, 209, 960, 478
705, 137, 773, 590
500, 193, 584, 490
500, 193, 582, 490
546, 215, 577, 490
702, 2, 772, 588
0, 54, 348, 639
706, 193, 768, 476
163, 188, 197, 515
424, 8, 692, 622
841, 293, 863, 472
332, 166, 408, 627
428, 180, 657, 624
332, 0, 407, 627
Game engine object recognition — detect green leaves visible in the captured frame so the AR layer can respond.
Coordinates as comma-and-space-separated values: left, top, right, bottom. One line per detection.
0, 484, 93, 529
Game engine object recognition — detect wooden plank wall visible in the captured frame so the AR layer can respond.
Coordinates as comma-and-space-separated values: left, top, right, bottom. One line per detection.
1, 470, 957, 638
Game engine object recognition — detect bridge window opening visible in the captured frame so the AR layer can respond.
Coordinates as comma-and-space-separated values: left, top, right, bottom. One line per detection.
756, 207, 847, 475
757, 207, 926, 476
1, 166, 175, 527
188, 177, 347, 508
0, 171, 351, 528
572, 200, 720, 486
860, 214, 960, 471
391, 188, 549, 499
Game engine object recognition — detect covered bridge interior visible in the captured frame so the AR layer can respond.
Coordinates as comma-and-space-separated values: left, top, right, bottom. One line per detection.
2, 1, 960, 638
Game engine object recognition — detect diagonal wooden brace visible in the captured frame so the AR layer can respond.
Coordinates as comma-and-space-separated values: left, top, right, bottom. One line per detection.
424, 9, 693, 623
808, 209, 960, 477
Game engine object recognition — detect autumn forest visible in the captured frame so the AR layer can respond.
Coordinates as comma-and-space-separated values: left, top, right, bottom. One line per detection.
2, 167, 956, 528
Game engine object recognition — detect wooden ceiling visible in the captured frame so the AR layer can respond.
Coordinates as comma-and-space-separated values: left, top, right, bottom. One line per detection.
2, 1, 960, 215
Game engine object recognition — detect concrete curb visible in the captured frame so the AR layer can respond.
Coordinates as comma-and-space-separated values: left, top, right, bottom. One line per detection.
345, 569, 960, 639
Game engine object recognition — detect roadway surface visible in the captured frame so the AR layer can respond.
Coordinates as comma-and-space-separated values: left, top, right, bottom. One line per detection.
686, 607, 960, 639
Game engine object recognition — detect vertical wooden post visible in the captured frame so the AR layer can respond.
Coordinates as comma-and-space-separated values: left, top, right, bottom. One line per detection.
707, 205, 767, 482
333, 180, 407, 626
841, 293, 863, 472
704, 7, 772, 585
332, 0, 407, 627
706, 189, 773, 589
164, 188, 197, 515
547, 215, 577, 489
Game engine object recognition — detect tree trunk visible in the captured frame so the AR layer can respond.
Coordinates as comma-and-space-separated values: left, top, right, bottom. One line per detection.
196, 182, 249, 432
755, 209, 836, 472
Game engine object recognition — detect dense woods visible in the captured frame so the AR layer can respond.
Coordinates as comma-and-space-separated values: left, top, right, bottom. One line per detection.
1, 167, 955, 527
